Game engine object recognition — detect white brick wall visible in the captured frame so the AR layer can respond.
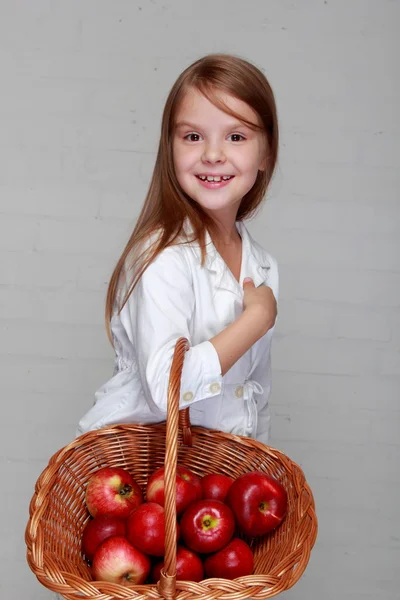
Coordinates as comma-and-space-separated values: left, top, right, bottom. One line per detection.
0, 1, 398, 598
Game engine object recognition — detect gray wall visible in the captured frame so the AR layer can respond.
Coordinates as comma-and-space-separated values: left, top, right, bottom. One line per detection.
1, 1, 398, 598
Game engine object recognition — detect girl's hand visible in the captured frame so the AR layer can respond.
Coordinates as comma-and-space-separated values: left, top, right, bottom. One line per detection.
242, 277, 277, 334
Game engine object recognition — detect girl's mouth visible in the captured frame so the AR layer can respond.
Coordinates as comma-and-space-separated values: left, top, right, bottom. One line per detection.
195, 175, 235, 189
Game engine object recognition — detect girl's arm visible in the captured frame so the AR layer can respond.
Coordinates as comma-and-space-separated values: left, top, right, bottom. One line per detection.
120, 247, 223, 417
120, 248, 276, 417
120, 247, 272, 420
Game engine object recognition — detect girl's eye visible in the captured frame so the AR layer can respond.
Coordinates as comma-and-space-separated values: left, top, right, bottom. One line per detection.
228, 134, 245, 142
184, 133, 201, 142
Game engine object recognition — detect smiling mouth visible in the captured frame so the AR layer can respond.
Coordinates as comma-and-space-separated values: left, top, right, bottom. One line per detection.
196, 175, 234, 182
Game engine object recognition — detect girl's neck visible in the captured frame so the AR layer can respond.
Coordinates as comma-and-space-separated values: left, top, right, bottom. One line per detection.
207, 213, 240, 247
211, 224, 242, 251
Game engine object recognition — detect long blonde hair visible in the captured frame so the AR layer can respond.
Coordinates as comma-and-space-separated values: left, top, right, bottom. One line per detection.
105, 53, 279, 343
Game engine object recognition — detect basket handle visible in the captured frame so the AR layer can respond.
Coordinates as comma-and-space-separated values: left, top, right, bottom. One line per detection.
158, 337, 191, 599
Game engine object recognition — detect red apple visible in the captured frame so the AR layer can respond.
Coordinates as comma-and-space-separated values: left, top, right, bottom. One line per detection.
151, 545, 204, 583
126, 502, 179, 556
227, 471, 288, 536
204, 538, 254, 579
146, 465, 202, 515
180, 499, 235, 554
81, 515, 126, 562
85, 467, 143, 519
201, 474, 234, 503
92, 535, 150, 585
178, 465, 203, 500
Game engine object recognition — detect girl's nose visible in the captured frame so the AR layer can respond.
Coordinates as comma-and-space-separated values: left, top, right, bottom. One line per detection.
201, 142, 226, 164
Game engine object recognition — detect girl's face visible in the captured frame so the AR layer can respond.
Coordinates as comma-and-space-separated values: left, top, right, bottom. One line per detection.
172, 87, 267, 224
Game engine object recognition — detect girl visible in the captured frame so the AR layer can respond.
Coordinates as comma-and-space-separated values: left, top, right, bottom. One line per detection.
77, 53, 279, 444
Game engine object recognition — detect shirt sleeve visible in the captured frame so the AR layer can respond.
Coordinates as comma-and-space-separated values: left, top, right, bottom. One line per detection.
119, 245, 223, 418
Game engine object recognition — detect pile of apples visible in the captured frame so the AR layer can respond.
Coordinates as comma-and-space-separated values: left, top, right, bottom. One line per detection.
81, 464, 288, 585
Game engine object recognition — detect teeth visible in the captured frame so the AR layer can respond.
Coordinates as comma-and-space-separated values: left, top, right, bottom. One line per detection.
198, 175, 232, 181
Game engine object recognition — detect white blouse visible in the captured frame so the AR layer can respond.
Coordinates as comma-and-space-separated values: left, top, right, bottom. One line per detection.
77, 220, 278, 444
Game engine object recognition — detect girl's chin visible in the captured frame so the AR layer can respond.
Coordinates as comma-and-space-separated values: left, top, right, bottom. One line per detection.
191, 198, 242, 216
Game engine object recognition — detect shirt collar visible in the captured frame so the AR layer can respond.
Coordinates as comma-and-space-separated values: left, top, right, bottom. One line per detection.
183, 218, 271, 289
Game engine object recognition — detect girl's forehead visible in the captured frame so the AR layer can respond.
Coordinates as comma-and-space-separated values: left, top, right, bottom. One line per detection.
175, 87, 261, 128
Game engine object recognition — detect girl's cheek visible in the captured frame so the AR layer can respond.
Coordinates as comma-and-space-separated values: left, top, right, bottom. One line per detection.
182, 151, 197, 167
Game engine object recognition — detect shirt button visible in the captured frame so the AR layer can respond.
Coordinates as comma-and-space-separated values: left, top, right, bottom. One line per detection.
210, 382, 221, 394
235, 385, 244, 398
183, 391, 194, 402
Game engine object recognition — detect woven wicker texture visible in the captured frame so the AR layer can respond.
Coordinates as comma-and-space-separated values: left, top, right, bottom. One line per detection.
26, 338, 317, 599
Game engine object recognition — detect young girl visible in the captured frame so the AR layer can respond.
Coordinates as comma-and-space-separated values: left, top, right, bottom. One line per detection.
77, 53, 279, 444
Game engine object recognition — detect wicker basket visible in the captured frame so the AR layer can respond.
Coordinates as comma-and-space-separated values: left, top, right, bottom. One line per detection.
26, 338, 317, 600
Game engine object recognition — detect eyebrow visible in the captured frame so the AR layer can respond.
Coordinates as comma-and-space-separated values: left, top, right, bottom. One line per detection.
175, 120, 253, 131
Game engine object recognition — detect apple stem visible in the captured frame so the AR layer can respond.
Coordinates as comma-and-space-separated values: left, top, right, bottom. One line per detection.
119, 484, 132, 496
